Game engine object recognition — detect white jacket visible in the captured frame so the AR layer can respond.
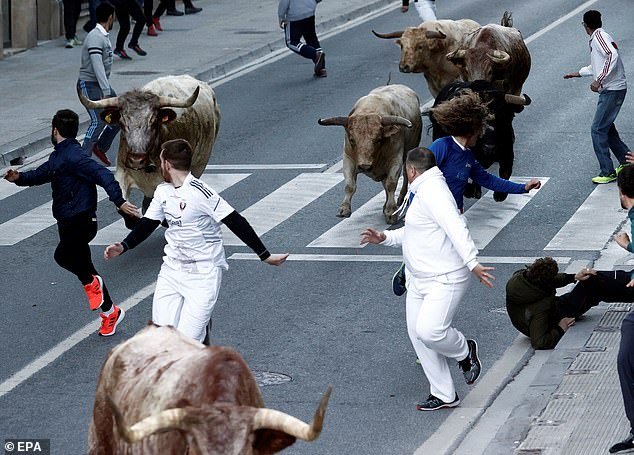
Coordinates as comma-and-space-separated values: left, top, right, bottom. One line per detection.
579, 28, 627, 92
381, 167, 479, 277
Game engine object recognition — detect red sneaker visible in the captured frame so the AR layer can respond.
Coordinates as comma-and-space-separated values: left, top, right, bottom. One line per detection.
92, 145, 111, 166
147, 24, 159, 36
153, 18, 163, 31
84, 275, 104, 311
99, 305, 125, 336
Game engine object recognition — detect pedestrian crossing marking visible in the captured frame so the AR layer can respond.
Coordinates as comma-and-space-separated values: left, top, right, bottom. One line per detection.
545, 184, 626, 251
0, 188, 108, 246
0, 179, 26, 202
90, 174, 250, 246
222, 173, 344, 246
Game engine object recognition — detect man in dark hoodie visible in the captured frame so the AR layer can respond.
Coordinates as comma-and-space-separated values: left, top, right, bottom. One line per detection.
506, 257, 634, 350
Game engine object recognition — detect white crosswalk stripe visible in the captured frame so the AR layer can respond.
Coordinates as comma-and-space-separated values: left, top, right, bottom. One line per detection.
0, 179, 27, 202
90, 174, 251, 245
545, 184, 627, 251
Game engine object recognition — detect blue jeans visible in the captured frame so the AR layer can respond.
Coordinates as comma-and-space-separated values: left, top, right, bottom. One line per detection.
76, 80, 120, 155
591, 88, 630, 176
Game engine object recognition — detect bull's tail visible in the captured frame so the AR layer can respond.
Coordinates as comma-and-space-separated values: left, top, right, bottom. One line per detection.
501, 11, 513, 27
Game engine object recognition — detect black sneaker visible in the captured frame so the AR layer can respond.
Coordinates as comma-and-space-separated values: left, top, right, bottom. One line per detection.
114, 49, 132, 60
185, 6, 202, 14
610, 434, 634, 453
416, 394, 460, 411
313, 50, 325, 75
458, 339, 481, 385
128, 43, 147, 56
392, 262, 406, 296
166, 8, 184, 16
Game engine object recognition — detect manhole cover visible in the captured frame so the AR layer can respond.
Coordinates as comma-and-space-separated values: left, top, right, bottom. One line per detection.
116, 70, 162, 76
252, 371, 292, 387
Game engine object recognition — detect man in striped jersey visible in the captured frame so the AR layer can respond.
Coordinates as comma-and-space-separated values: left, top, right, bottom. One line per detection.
564, 10, 631, 185
104, 139, 289, 343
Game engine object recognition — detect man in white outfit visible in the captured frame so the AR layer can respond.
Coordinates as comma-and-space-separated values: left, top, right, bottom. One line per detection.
401, 0, 437, 22
105, 139, 289, 343
361, 147, 494, 410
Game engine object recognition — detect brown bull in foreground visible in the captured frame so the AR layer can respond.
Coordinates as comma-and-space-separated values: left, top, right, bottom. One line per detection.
78, 75, 220, 204
318, 84, 422, 224
372, 19, 480, 97
88, 325, 331, 454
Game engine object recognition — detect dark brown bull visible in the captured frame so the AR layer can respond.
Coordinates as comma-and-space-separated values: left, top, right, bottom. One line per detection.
88, 325, 331, 454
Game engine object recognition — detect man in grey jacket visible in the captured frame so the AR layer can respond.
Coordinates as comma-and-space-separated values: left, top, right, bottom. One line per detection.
278, 0, 327, 77
77, 2, 119, 166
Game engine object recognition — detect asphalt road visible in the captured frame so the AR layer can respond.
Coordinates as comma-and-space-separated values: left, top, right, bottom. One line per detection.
1, 0, 633, 453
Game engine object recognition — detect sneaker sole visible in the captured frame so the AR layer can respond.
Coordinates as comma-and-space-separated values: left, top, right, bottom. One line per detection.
99, 307, 125, 337
416, 398, 460, 411
466, 339, 482, 385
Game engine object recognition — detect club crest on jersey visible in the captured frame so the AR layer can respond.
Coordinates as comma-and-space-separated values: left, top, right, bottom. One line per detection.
180, 201, 187, 211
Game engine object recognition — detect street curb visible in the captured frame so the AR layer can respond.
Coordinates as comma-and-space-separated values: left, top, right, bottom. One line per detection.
0, 0, 395, 169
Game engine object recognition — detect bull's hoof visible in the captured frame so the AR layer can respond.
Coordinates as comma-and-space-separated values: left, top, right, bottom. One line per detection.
493, 191, 508, 202
337, 207, 352, 218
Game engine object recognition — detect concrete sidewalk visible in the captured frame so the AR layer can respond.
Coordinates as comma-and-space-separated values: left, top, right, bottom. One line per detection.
0, 0, 399, 167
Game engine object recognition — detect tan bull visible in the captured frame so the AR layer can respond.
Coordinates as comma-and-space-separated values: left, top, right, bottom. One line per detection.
318, 84, 422, 224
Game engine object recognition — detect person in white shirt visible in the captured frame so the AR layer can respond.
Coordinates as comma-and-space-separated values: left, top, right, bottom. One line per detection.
361, 147, 494, 411
104, 139, 289, 343
400, 0, 437, 22
564, 10, 631, 184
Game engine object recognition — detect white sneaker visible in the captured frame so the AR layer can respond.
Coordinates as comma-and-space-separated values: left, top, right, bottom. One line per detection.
72, 36, 83, 46
65, 39, 74, 49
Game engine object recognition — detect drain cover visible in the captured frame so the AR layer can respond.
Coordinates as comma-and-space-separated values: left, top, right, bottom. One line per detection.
116, 70, 162, 76
252, 371, 292, 387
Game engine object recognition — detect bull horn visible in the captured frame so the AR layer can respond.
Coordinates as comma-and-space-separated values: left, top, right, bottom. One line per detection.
447, 49, 466, 61
487, 50, 510, 64
77, 89, 120, 110
381, 116, 413, 128
318, 117, 349, 127
504, 93, 532, 106
252, 386, 332, 441
106, 396, 193, 443
157, 86, 200, 109
372, 29, 404, 39
425, 29, 446, 39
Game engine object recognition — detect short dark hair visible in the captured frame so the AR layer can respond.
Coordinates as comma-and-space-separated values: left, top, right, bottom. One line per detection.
583, 10, 602, 29
161, 139, 193, 171
406, 147, 436, 173
52, 109, 79, 139
524, 257, 559, 289
618, 165, 634, 198
96, 2, 115, 23
429, 90, 491, 137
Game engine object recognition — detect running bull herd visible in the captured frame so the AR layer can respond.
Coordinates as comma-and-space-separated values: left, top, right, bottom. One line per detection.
81, 11, 532, 454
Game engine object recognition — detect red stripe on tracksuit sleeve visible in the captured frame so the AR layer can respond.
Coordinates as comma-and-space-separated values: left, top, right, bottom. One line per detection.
595, 32, 613, 83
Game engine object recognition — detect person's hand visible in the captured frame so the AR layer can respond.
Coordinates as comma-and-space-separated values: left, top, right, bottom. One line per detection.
264, 253, 289, 266
563, 72, 581, 79
524, 178, 541, 192
626, 152, 634, 164
590, 80, 601, 92
627, 278, 634, 288
401, 5, 408, 12
574, 267, 597, 281
104, 242, 124, 260
279, 20, 286, 29
118, 201, 140, 217
360, 228, 386, 245
4, 169, 19, 182
614, 232, 631, 250
472, 264, 495, 288
558, 317, 575, 332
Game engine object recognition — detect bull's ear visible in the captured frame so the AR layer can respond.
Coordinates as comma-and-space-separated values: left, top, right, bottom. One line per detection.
100, 109, 121, 125
382, 125, 400, 138
446, 49, 466, 67
159, 109, 177, 124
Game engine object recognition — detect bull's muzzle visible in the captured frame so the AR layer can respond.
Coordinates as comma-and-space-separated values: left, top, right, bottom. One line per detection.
125, 153, 150, 171
399, 64, 412, 73
358, 164, 373, 172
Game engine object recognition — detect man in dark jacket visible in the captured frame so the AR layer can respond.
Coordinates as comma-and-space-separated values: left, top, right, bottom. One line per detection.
3, 109, 138, 337
506, 257, 634, 349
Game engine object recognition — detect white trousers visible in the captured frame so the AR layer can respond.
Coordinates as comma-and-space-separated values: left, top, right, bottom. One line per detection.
406, 268, 470, 403
152, 263, 223, 343
414, 0, 437, 22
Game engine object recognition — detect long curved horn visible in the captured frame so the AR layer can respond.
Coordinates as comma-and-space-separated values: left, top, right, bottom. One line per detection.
318, 117, 349, 127
446, 49, 467, 61
372, 29, 404, 39
425, 29, 446, 39
107, 397, 194, 443
504, 93, 532, 106
157, 86, 200, 109
77, 89, 120, 110
381, 116, 413, 128
487, 50, 510, 64
252, 386, 332, 441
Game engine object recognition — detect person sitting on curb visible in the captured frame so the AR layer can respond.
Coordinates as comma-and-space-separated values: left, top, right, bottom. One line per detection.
506, 256, 634, 350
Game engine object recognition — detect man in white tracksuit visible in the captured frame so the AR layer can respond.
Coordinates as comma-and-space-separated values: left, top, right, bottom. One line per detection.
361, 147, 494, 411
401, 0, 437, 23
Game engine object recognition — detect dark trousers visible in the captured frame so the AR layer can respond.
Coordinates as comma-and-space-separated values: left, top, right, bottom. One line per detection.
111, 0, 145, 50
619, 311, 634, 433
55, 212, 113, 312
284, 16, 321, 61
151, 0, 171, 20
557, 271, 634, 318
62, 0, 82, 39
